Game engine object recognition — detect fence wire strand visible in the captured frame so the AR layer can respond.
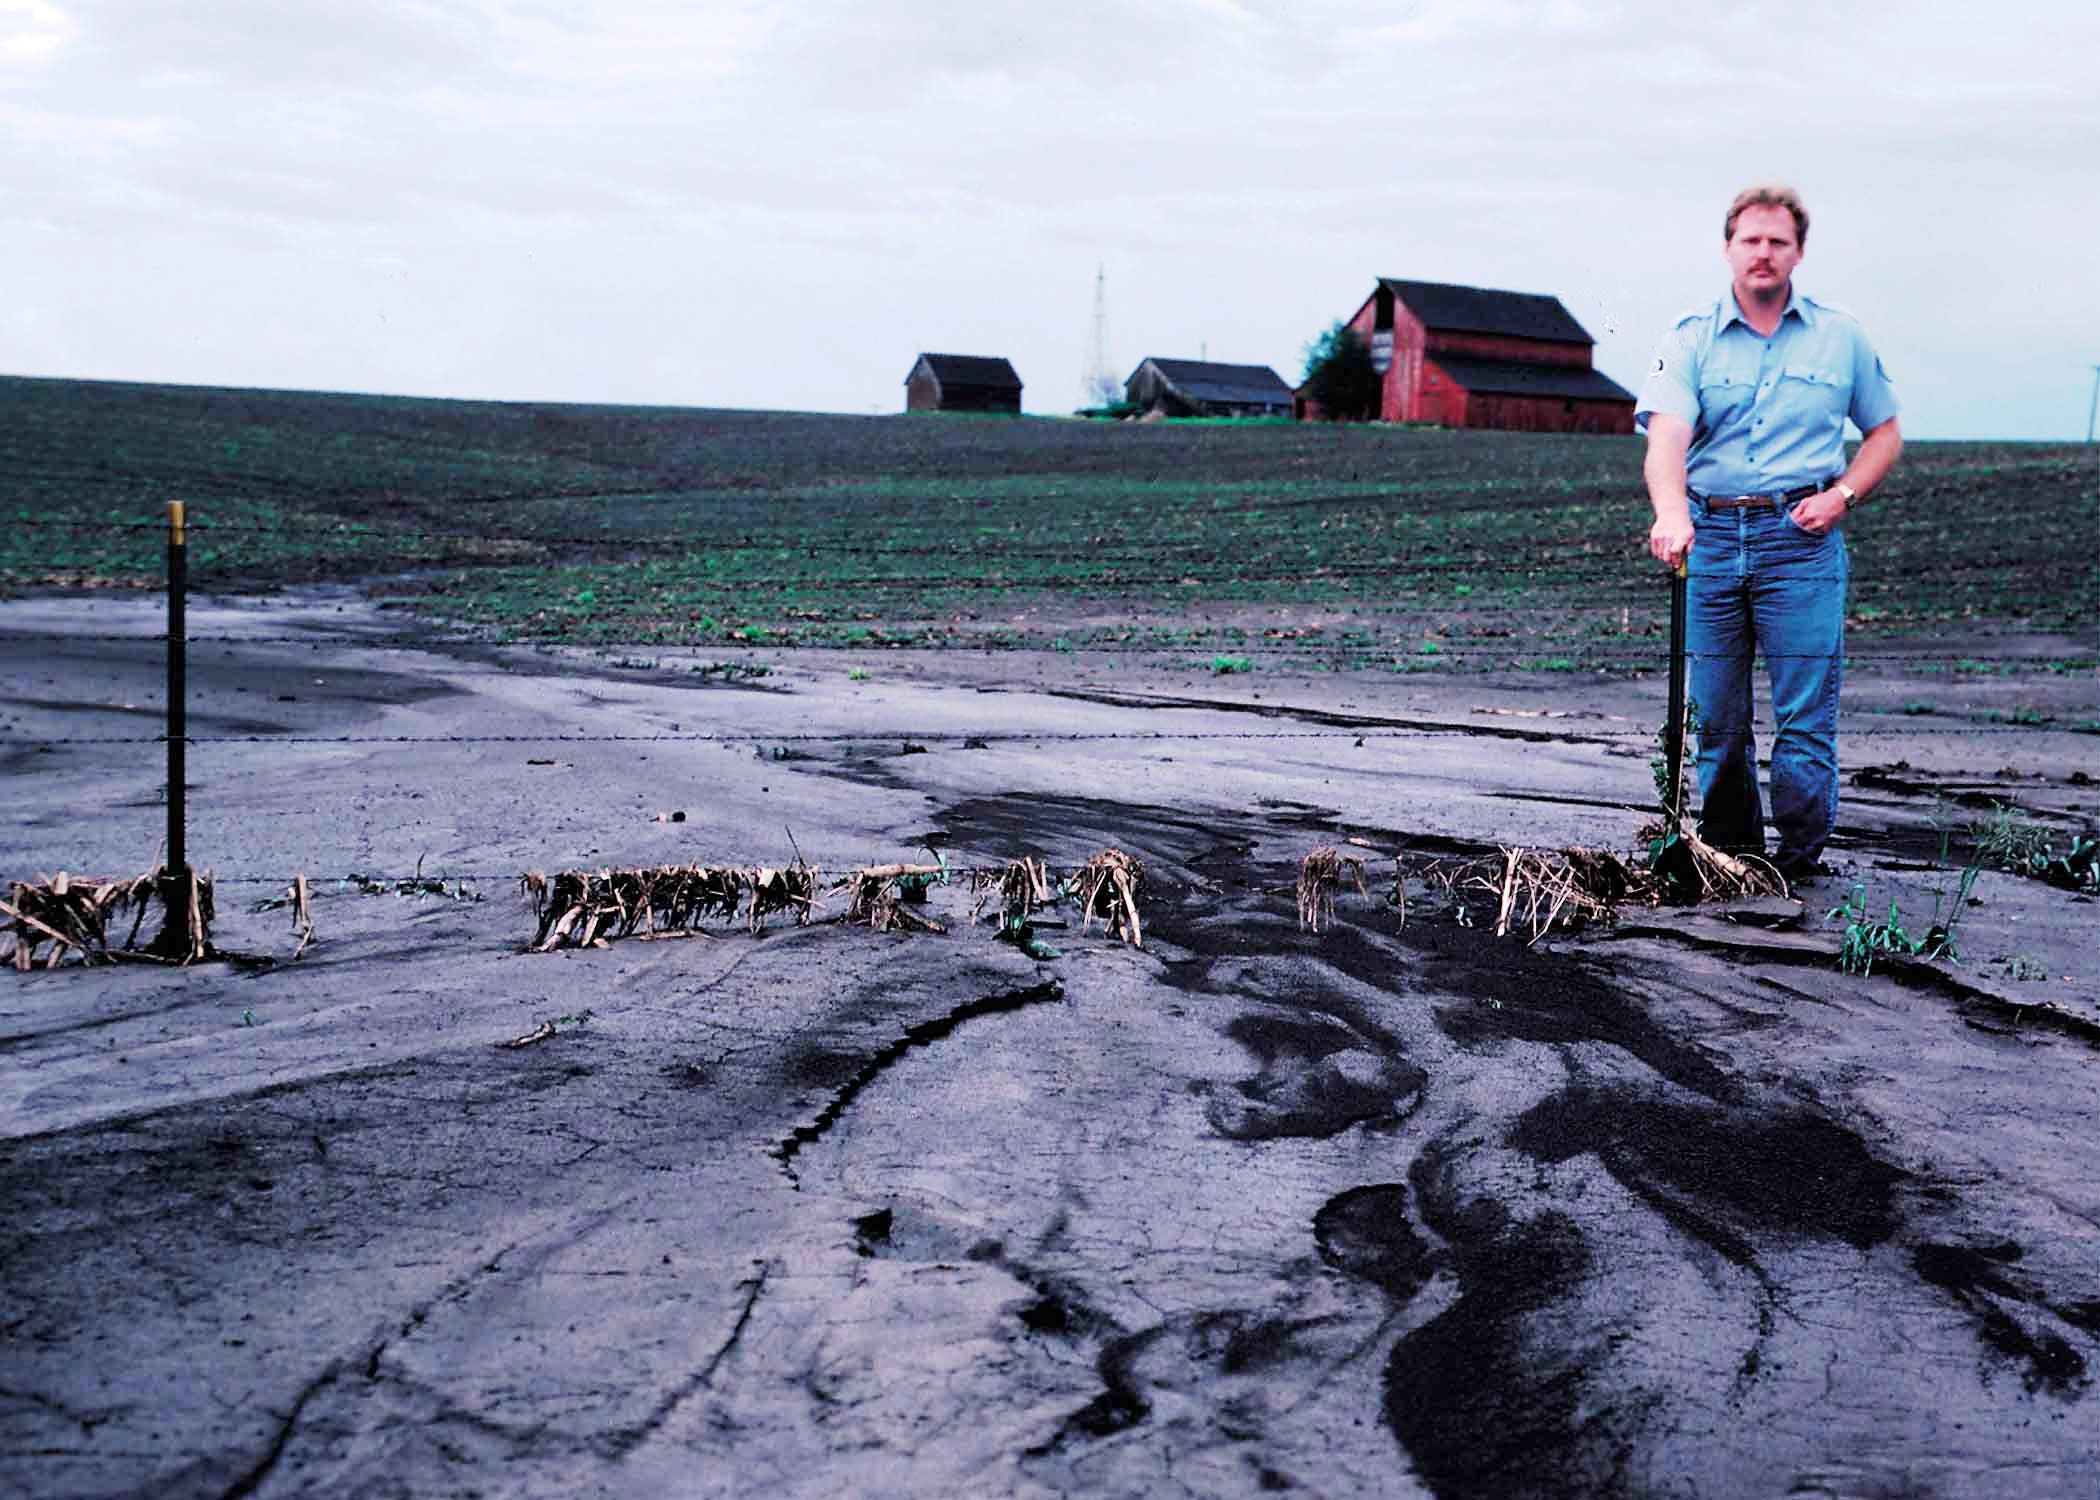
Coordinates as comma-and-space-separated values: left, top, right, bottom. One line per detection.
1, 629, 2088, 672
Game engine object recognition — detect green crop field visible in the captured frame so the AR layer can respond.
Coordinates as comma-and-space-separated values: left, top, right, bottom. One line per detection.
4, 374, 2094, 673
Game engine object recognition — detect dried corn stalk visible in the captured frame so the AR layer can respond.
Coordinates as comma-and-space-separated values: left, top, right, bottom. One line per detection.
845, 862, 946, 933
1073, 848, 1144, 947
747, 863, 819, 932
277, 876, 315, 958
1419, 845, 1659, 943
521, 864, 788, 951
1297, 846, 1368, 933
3, 867, 212, 970
1638, 817, 1789, 904
971, 857, 1052, 930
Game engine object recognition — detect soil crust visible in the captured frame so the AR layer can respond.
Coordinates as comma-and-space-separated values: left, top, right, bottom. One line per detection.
4, 590, 2098, 1498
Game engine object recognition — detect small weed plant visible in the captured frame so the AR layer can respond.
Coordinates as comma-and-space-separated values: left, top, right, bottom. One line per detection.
1971, 804, 2100, 893
1828, 865, 1980, 977
688, 660, 770, 681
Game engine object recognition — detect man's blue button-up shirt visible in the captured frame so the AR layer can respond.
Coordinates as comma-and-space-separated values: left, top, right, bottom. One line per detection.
1635, 289, 1899, 496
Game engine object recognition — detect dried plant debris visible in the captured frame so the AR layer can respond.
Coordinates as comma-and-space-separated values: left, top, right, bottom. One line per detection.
747, 864, 819, 932
971, 857, 1053, 928
1421, 847, 1641, 943
3, 867, 215, 970
252, 876, 316, 957
501, 1019, 559, 1049
1640, 817, 1790, 905
845, 861, 948, 934
498, 1010, 594, 1048
1072, 848, 1145, 948
970, 857, 1062, 957
287, 875, 314, 957
344, 870, 482, 901
521, 864, 811, 951
1297, 846, 1369, 933
1410, 833, 1785, 945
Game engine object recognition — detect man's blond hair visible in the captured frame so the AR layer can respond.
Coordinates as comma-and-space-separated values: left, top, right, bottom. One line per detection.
1724, 185, 1809, 247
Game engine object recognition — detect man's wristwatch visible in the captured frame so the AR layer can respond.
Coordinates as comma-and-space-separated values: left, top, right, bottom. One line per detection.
1833, 482, 1859, 510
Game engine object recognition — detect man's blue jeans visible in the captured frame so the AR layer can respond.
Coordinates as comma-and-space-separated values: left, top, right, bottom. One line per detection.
1686, 496, 1848, 869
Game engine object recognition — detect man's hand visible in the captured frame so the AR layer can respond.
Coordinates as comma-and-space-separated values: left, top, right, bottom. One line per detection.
1787, 491, 1849, 535
1649, 516, 1695, 568
1642, 413, 1695, 570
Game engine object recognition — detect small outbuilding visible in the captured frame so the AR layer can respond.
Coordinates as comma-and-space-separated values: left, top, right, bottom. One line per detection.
1304, 279, 1634, 433
1125, 358, 1295, 419
905, 353, 1024, 414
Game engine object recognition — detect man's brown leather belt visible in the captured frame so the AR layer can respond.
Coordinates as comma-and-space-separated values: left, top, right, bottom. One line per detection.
1691, 481, 1826, 510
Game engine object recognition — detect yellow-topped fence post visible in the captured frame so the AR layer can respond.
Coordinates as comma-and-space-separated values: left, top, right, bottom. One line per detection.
166, 500, 186, 878
156, 498, 193, 955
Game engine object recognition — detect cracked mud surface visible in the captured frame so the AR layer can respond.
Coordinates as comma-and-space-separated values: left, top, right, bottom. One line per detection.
4, 593, 2099, 1498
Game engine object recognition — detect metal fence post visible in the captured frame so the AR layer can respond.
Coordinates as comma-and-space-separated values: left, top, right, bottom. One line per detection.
153, 498, 196, 958
167, 500, 187, 879
1666, 559, 1688, 826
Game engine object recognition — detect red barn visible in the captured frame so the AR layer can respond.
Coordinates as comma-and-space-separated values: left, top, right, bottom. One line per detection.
1310, 278, 1634, 433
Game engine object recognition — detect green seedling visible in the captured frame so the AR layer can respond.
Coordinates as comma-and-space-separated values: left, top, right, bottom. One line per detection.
993, 913, 1062, 961
897, 850, 949, 903
1827, 873, 1972, 977
1647, 699, 1704, 901
1971, 806, 2100, 893
688, 660, 769, 679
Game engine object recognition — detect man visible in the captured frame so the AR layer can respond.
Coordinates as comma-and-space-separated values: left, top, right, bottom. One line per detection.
1637, 185, 1902, 885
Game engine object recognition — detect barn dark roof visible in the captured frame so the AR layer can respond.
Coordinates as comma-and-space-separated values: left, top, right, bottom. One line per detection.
1380, 279, 1596, 346
1138, 358, 1294, 406
1428, 354, 1633, 403
912, 353, 1022, 389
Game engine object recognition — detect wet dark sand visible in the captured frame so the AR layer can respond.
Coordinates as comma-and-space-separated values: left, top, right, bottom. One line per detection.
4, 592, 2098, 1498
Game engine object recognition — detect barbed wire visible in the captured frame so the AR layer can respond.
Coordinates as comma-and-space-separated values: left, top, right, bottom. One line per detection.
177, 846, 1551, 890
5, 720, 2089, 750
1, 627, 2089, 670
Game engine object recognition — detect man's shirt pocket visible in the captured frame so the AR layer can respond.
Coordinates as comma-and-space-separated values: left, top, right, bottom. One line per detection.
1774, 364, 1850, 441
1696, 371, 1755, 431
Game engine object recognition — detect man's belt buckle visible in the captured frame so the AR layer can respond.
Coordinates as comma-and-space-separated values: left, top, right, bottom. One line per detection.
1699, 481, 1823, 511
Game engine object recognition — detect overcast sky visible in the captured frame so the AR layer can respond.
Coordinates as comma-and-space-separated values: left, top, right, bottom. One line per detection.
7, 0, 2098, 439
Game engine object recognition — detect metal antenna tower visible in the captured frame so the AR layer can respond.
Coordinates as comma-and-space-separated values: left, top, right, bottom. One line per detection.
1083, 264, 1120, 410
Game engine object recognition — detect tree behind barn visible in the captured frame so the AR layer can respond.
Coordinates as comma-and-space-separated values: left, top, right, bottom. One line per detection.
1299, 321, 1381, 421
